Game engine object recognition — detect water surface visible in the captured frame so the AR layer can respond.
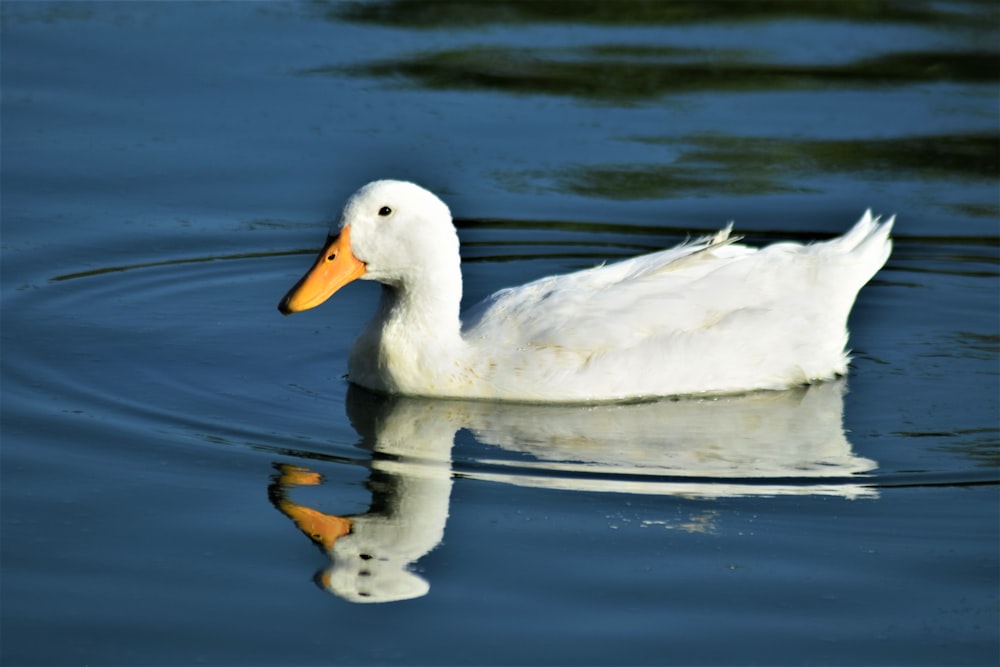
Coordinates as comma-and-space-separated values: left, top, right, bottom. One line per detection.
2, 2, 998, 665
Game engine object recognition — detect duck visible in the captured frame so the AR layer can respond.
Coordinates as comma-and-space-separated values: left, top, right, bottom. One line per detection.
278, 180, 893, 403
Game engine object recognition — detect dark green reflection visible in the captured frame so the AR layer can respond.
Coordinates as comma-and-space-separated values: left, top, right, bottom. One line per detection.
322, 46, 999, 102
330, 0, 992, 28
518, 132, 999, 201
662, 133, 1000, 180
544, 164, 806, 200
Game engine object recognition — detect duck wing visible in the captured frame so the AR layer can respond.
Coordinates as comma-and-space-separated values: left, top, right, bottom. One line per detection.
460, 212, 892, 400
462, 224, 753, 350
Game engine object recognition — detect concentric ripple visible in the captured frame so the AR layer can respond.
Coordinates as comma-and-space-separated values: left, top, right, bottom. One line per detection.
4, 225, 997, 502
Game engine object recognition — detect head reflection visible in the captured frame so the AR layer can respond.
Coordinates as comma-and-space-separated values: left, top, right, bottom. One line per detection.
270, 381, 876, 603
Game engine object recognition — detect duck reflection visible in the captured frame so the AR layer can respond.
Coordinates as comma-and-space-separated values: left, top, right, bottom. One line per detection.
269, 380, 876, 603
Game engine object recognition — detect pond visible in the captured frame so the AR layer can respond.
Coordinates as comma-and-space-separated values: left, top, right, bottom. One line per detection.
2, 2, 998, 665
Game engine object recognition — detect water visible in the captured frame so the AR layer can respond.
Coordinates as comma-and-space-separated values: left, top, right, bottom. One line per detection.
2, 2, 998, 665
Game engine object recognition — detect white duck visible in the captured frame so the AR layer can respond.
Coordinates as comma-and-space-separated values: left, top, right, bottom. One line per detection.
279, 180, 893, 403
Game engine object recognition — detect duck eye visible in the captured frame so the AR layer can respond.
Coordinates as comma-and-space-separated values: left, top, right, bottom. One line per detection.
378, 206, 392, 217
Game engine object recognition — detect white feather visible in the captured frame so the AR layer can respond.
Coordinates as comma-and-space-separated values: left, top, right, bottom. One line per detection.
319, 181, 892, 402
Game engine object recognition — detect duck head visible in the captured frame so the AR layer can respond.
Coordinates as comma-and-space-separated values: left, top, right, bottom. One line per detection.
278, 180, 458, 315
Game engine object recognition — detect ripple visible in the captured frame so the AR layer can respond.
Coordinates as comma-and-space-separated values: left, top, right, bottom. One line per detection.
4, 226, 997, 499
49, 248, 311, 283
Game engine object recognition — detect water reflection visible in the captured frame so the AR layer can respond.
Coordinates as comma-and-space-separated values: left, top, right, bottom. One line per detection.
537, 132, 1000, 201
326, 47, 998, 102
270, 380, 876, 603
301, 7, 999, 208
270, 462, 447, 603
329, 0, 988, 28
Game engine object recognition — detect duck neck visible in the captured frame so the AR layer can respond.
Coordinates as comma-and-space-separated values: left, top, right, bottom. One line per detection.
349, 251, 473, 395
376, 265, 463, 340
348, 269, 466, 395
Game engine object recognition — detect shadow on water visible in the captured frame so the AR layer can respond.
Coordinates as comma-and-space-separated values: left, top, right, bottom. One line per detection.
305, 0, 1000, 103
327, 0, 997, 28
318, 48, 999, 102
299, 1, 1000, 210
269, 381, 877, 603
511, 132, 1000, 204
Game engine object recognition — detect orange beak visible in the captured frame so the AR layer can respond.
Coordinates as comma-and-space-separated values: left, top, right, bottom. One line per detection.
278, 226, 366, 315
277, 501, 354, 551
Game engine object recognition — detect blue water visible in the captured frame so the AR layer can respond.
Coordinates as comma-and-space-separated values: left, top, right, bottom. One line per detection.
2, 2, 998, 665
